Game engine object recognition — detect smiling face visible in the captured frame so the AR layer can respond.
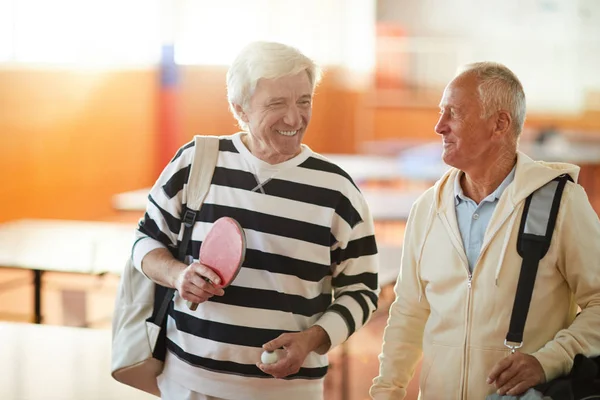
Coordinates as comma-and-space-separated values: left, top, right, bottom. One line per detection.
434, 73, 498, 172
236, 71, 313, 164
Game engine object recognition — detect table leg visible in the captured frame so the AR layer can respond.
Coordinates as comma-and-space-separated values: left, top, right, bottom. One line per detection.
33, 269, 43, 324
340, 340, 349, 400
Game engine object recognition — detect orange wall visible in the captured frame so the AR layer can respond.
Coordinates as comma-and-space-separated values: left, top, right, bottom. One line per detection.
1, 66, 599, 223
0, 66, 361, 223
0, 68, 157, 222
368, 103, 600, 142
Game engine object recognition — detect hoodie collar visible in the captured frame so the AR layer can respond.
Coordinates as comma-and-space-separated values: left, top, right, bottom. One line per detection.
435, 150, 580, 213
454, 166, 516, 206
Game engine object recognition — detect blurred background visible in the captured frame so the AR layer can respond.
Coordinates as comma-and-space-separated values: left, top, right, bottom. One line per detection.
0, 0, 599, 399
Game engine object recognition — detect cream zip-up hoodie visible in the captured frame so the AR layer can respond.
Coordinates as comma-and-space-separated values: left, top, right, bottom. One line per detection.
371, 152, 600, 399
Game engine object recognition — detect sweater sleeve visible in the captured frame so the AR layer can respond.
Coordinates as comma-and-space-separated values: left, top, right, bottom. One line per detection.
370, 200, 431, 400
532, 183, 600, 381
314, 189, 380, 350
132, 141, 195, 273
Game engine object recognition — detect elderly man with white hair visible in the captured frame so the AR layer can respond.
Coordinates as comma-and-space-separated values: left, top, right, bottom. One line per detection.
370, 62, 600, 399
133, 41, 379, 400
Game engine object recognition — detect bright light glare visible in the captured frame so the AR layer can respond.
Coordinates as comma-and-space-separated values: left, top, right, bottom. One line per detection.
12, 0, 161, 66
0, 0, 14, 61
175, 0, 375, 72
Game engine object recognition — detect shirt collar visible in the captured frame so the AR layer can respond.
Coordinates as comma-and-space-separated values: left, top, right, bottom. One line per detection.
454, 166, 516, 206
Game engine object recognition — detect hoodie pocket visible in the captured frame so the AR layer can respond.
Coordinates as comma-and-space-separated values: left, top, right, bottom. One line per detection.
420, 342, 462, 399
466, 346, 512, 397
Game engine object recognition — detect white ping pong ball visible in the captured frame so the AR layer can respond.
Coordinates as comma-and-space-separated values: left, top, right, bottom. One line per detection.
261, 350, 278, 364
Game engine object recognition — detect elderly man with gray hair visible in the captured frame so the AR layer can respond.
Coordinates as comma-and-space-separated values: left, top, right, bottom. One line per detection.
370, 62, 600, 399
134, 41, 379, 400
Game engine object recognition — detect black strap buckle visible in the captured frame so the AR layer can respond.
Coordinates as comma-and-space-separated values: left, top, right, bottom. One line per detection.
182, 209, 197, 227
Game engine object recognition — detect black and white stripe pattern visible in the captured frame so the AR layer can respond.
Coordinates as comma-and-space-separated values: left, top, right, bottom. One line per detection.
135, 133, 379, 384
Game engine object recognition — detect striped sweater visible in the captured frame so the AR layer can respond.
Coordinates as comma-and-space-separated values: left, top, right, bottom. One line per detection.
132, 132, 379, 400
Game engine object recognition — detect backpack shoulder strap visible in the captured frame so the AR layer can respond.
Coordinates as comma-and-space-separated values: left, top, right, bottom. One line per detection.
187, 135, 220, 211
150, 135, 220, 357
516, 174, 573, 259
506, 174, 573, 349
177, 135, 220, 262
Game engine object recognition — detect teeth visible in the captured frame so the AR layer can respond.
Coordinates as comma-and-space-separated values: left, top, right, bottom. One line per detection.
278, 130, 297, 136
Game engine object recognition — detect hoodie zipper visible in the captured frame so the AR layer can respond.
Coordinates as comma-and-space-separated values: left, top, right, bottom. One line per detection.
438, 212, 475, 398
460, 271, 473, 398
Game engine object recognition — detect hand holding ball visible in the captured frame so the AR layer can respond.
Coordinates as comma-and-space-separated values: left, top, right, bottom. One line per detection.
261, 350, 279, 364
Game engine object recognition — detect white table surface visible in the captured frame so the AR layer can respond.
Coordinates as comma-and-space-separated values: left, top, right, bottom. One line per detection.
322, 154, 406, 182
112, 188, 150, 212
0, 322, 155, 400
111, 155, 421, 213
0, 218, 402, 285
362, 189, 420, 221
394, 143, 450, 182
0, 219, 136, 275
520, 141, 600, 164
113, 187, 421, 222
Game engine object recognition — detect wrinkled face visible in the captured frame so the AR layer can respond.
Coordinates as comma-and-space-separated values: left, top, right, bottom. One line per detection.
435, 73, 497, 171
240, 71, 313, 161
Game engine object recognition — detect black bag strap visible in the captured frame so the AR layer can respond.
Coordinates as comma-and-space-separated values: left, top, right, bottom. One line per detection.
505, 174, 572, 351
150, 136, 220, 359
150, 209, 197, 360
152, 209, 196, 327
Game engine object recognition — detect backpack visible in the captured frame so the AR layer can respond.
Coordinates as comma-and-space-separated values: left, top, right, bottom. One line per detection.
111, 135, 220, 396
506, 174, 600, 400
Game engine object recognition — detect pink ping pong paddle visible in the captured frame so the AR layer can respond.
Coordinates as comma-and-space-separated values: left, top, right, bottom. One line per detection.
187, 217, 246, 311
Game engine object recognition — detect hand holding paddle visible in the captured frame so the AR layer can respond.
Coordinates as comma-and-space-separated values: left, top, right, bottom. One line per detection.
185, 217, 246, 311
175, 260, 225, 306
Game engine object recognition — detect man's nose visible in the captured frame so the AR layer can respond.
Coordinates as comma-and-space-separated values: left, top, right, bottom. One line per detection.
435, 114, 447, 135
283, 105, 301, 127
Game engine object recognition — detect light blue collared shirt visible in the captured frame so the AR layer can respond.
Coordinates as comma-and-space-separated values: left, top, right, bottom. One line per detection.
455, 167, 516, 272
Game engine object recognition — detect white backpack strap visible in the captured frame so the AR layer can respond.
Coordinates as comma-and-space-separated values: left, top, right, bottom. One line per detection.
187, 135, 220, 210
177, 135, 219, 262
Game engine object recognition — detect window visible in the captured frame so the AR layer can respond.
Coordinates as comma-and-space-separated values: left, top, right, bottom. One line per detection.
2, 0, 161, 66
175, 0, 375, 72
0, 0, 375, 72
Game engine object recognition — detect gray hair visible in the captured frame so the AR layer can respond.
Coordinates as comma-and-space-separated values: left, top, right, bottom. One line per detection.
458, 62, 526, 136
226, 41, 322, 131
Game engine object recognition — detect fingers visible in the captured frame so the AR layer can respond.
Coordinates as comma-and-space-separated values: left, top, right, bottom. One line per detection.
258, 332, 314, 379
498, 377, 527, 396
181, 290, 212, 304
257, 351, 299, 379
496, 370, 525, 395
190, 263, 222, 286
176, 262, 225, 304
493, 364, 519, 391
487, 356, 513, 384
488, 353, 546, 396
504, 382, 531, 396
187, 271, 224, 296
263, 333, 291, 352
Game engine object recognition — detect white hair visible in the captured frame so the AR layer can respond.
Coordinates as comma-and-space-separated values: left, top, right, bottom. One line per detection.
226, 41, 322, 131
458, 62, 526, 136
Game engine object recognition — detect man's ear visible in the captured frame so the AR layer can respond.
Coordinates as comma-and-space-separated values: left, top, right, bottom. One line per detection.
494, 110, 512, 137
233, 103, 249, 123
